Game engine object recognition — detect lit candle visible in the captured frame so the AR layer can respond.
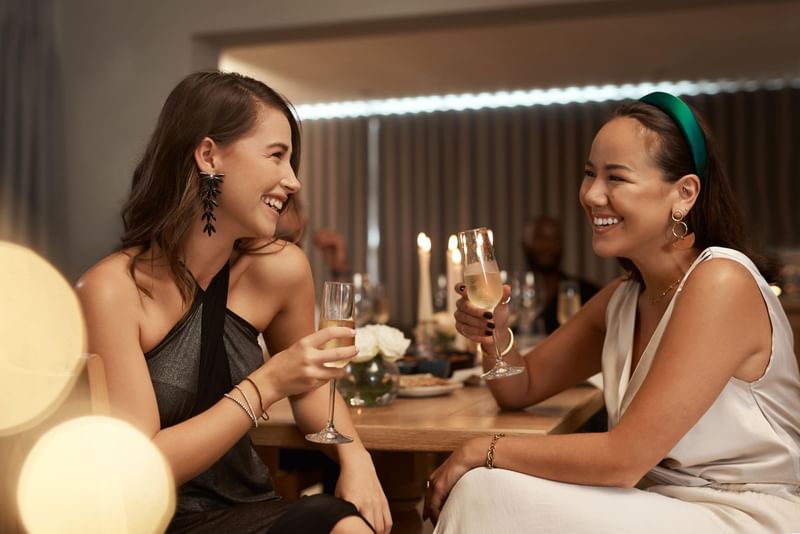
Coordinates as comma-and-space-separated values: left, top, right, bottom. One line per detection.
417, 233, 433, 324
446, 235, 462, 316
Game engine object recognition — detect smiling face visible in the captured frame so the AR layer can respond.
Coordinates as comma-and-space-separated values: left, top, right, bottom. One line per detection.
201, 104, 300, 240
579, 117, 680, 262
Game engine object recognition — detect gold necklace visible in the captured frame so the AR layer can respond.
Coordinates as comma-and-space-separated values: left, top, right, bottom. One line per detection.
648, 274, 684, 304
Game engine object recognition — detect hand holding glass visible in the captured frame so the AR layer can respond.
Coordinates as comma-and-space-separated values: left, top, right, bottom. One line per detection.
305, 281, 356, 444
459, 228, 524, 380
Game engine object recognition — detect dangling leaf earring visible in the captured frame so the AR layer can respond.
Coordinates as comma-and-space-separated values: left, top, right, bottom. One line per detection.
671, 209, 695, 250
199, 170, 224, 236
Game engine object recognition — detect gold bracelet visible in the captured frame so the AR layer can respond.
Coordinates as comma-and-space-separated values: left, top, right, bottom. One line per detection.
498, 328, 515, 356
241, 377, 270, 421
485, 433, 506, 469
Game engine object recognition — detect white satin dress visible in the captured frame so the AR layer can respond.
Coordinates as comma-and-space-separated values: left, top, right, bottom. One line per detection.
435, 247, 800, 533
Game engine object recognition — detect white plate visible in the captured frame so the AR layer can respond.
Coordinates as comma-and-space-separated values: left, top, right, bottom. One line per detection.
398, 382, 463, 398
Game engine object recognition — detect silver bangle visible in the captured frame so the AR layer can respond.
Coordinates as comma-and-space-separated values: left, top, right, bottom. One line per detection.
232, 385, 258, 427
223, 392, 258, 428
499, 328, 515, 356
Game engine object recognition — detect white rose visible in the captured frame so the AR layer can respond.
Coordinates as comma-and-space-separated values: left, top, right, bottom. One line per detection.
353, 327, 379, 363
374, 325, 411, 362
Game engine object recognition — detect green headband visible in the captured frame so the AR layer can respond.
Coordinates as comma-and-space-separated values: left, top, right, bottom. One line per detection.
639, 91, 707, 180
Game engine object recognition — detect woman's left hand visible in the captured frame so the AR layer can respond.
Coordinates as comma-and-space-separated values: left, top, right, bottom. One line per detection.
335, 453, 392, 534
423, 437, 486, 524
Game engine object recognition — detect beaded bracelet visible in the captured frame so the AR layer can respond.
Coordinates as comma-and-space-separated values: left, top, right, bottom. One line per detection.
485, 433, 506, 469
223, 393, 258, 428
233, 384, 258, 423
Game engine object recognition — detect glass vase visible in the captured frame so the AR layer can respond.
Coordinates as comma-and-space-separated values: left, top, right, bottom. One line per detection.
338, 355, 400, 407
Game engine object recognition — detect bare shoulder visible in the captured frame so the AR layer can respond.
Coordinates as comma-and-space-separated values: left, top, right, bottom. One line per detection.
75, 251, 143, 316
238, 241, 312, 296
681, 257, 761, 302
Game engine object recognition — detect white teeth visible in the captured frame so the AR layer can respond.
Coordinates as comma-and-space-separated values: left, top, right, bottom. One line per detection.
593, 217, 620, 226
263, 196, 284, 212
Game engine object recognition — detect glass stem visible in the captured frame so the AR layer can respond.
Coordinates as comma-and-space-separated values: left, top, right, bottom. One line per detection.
326, 379, 337, 428
491, 315, 506, 367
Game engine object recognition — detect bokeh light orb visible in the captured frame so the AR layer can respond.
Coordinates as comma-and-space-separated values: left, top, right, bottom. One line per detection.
17, 416, 175, 533
0, 242, 86, 435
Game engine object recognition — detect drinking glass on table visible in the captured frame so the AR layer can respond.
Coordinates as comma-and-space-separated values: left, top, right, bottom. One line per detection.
458, 227, 524, 380
557, 279, 582, 326
305, 281, 356, 444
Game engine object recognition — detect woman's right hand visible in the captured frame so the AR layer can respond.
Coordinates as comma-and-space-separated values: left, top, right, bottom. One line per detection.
250, 326, 357, 405
453, 283, 512, 344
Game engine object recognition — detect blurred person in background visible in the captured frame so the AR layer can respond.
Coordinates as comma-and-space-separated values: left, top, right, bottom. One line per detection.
522, 215, 599, 334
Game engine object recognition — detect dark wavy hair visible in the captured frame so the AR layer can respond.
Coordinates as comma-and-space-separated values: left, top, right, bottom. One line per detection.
611, 100, 775, 282
120, 71, 302, 302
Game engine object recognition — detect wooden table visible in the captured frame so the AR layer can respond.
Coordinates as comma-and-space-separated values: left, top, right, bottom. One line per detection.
251, 384, 603, 533
251, 384, 603, 451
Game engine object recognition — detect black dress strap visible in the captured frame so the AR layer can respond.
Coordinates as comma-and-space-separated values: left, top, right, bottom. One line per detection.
192, 262, 233, 415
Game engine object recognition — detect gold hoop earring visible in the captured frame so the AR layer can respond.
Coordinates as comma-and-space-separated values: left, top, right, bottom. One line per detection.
670, 209, 695, 250
671, 210, 688, 240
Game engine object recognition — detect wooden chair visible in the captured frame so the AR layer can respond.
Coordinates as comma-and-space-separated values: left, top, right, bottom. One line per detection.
0, 354, 109, 533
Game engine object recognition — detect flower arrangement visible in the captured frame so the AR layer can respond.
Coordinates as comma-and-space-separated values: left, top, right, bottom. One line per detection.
354, 324, 411, 363
339, 324, 411, 406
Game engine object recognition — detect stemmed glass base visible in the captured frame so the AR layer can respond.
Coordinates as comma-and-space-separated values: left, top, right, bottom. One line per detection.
305, 379, 353, 445
305, 425, 353, 444
481, 363, 524, 381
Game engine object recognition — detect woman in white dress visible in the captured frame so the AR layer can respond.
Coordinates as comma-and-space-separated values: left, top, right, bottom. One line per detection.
426, 92, 800, 533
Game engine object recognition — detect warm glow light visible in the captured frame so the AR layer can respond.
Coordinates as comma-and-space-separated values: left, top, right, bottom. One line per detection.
451, 248, 462, 264
294, 78, 800, 120
417, 232, 431, 252
487, 229, 494, 246
448, 234, 458, 251
0, 242, 86, 435
770, 284, 783, 297
18, 416, 175, 534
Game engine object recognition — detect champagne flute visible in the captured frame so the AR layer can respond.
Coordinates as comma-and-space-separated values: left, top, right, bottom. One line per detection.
305, 281, 355, 444
459, 227, 524, 380
557, 279, 582, 326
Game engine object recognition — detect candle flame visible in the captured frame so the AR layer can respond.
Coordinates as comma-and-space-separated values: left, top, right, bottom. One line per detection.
451, 247, 462, 264
417, 232, 431, 252
448, 234, 458, 251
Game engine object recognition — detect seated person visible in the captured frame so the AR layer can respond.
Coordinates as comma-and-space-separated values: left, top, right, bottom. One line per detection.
521, 215, 599, 334
77, 71, 390, 534
426, 92, 800, 533
313, 228, 351, 281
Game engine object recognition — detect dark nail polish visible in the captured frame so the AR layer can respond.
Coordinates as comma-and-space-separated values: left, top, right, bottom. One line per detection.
483, 312, 493, 319
487, 322, 496, 329
485, 330, 492, 336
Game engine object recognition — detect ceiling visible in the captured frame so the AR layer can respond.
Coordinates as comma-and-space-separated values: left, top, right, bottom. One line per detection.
220, 1, 800, 105
219, 1, 800, 105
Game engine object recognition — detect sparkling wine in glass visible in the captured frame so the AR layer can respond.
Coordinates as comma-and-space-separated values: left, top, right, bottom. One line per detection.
557, 280, 582, 326
459, 228, 524, 380
305, 281, 355, 444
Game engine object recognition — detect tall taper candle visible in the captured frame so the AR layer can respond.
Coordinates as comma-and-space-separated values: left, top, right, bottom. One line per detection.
417, 233, 433, 324
446, 235, 463, 316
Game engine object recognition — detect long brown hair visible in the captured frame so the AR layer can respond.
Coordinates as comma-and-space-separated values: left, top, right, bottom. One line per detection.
121, 71, 302, 302
611, 100, 776, 282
